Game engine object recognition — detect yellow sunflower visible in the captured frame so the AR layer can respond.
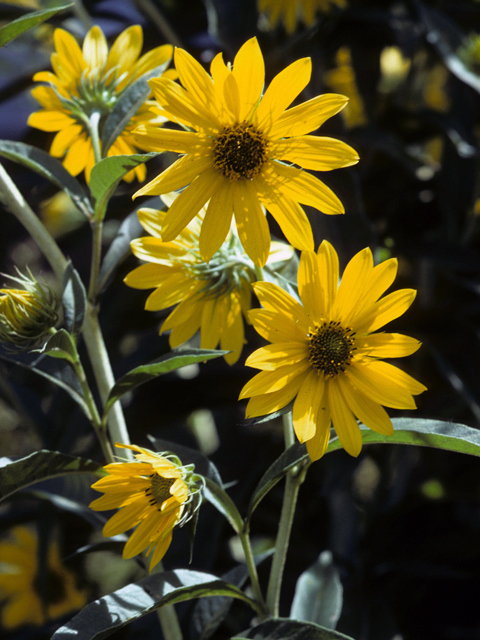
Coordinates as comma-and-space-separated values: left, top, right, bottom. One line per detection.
124, 194, 294, 365
133, 37, 359, 267
90, 444, 200, 571
28, 25, 173, 183
240, 241, 427, 460
258, 0, 347, 34
0, 527, 87, 630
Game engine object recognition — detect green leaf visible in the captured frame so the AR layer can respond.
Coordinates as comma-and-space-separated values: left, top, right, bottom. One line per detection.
25, 490, 108, 530
0, 4, 72, 47
89, 153, 157, 221
326, 418, 480, 457
0, 141, 93, 218
203, 477, 244, 534
290, 551, 343, 630
101, 63, 170, 155
52, 569, 256, 640
0, 450, 102, 502
0, 346, 91, 418
97, 197, 164, 295
235, 618, 354, 640
62, 262, 87, 337
247, 442, 309, 522
33, 329, 77, 364
147, 436, 223, 485
104, 348, 227, 417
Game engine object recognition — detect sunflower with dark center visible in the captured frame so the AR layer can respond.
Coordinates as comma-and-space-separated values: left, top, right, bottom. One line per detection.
240, 241, 427, 459
133, 37, 359, 267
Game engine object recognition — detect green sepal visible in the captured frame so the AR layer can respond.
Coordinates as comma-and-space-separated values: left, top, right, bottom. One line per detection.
0, 450, 102, 502
0, 4, 72, 47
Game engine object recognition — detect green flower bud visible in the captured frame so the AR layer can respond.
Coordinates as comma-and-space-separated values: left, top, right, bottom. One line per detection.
0, 269, 58, 351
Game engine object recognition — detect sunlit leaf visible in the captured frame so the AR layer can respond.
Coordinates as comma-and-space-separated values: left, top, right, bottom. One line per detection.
33, 329, 77, 363
235, 618, 354, 640
0, 4, 72, 47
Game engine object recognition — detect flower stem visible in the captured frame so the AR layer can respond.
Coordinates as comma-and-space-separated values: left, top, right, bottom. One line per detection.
238, 530, 269, 618
88, 218, 103, 303
266, 412, 308, 616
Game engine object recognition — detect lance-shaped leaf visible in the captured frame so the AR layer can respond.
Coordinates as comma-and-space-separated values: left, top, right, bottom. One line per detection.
247, 442, 309, 522
0, 450, 102, 502
33, 329, 78, 364
103, 349, 227, 418
0, 141, 93, 218
52, 569, 257, 640
101, 63, 171, 155
25, 490, 108, 530
235, 618, 354, 640
203, 477, 244, 534
148, 436, 223, 485
89, 153, 157, 222
97, 197, 164, 295
290, 551, 343, 630
0, 4, 72, 47
62, 262, 87, 336
326, 418, 480, 457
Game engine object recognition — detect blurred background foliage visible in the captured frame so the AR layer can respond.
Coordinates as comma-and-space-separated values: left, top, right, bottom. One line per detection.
1, 0, 480, 639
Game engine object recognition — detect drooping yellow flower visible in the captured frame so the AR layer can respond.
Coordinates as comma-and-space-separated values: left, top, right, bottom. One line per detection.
324, 47, 367, 129
90, 444, 201, 571
28, 25, 173, 183
124, 194, 295, 365
0, 527, 87, 630
133, 37, 359, 267
258, 0, 347, 34
240, 241, 426, 460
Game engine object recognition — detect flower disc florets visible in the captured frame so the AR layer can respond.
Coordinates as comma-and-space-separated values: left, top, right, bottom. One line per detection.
0, 269, 58, 351
212, 122, 269, 180
308, 321, 356, 377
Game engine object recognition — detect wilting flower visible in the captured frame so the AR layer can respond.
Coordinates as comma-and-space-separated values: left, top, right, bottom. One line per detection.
324, 48, 367, 129
133, 37, 359, 267
0, 269, 58, 350
0, 527, 87, 630
258, 0, 347, 34
28, 25, 173, 183
240, 241, 426, 460
124, 195, 295, 364
90, 444, 202, 570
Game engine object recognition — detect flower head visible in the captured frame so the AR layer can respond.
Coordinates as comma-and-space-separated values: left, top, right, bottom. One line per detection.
0, 269, 58, 350
89, 444, 202, 570
258, 0, 347, 34
124, 194, 295, 364
133, 37, 359, 267
240, 242, 426, 460
0, 527, 87, 630
28, 25, 173, 183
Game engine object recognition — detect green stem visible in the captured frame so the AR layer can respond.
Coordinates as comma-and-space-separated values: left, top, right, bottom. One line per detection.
238, 530, 269, 618
134, 0, 184, 47
88, 111, 102, 164
88, 218, 103, 303
266, 412, 308, 616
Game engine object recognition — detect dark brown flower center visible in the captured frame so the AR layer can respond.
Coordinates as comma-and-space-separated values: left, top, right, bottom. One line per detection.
146, 474, 175, 508
212, 122, 268, 180
308, 321, 356, 377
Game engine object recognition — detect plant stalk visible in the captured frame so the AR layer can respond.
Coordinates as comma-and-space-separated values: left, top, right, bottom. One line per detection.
238, 530, 269, 618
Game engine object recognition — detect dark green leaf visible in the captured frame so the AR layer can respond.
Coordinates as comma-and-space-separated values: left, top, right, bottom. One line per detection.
89, 154, 157, 221
33, 329, 77, 363
25, 490, 107, 530
97, 197, 164, 295
0, 450, 101, 502
245, 401, 293, 425
235, 618, 354, 640
0, 141, 93, 218
52, 569, 256, 640
62, 262, 87, 337
147, 436, 223, 485
68, 538, 127, 559
326, 418, 480, 457
247, 442, 309, 521
290, 551, 343, 629
203, 477, 243, 534
101, 63, 170, 155
0, 4, 72, 47
104, 349, 227, 417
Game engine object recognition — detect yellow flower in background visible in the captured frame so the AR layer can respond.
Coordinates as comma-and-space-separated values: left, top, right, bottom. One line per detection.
90, 444, 201, 571
324, 47, 367, 129
0, 527, 87, 630
240, 241, 426, 460
28, 25, 173, 183
258, 0, 347, 33
124, 194, 295, 365
133, 37, 359, 267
